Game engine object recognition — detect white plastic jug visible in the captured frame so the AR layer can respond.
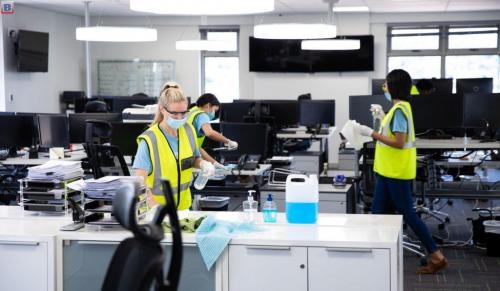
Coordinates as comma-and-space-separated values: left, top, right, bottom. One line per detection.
285, 174, 319, 224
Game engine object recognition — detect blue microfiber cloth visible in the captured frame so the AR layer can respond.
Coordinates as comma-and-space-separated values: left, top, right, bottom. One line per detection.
195, 215, 261, 270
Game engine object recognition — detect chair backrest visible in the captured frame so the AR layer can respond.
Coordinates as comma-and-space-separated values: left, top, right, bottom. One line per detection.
85, 120, 113, 146
89, 144, 130, 179
85, 100, 109, 113
102, 180, 182, 291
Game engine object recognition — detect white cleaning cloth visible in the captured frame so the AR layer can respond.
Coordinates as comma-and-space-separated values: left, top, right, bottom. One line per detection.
341, 120, 373, 150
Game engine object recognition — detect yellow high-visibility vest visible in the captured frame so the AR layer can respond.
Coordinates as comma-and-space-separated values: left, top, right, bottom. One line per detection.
137, 123, 197, 209
373, 101, 416, 180
187, 106, 206, 147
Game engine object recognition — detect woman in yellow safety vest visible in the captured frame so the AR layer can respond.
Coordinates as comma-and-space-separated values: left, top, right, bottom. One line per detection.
133, 85, 215, 210
187, 93, 238, 168
355, 69, 448, 274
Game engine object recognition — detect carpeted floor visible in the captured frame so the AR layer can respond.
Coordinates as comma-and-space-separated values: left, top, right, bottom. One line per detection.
404, 199, 500, 291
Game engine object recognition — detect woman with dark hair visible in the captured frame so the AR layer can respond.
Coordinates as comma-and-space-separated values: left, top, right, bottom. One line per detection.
355, 69, 448, 274
187, 93, 238, 167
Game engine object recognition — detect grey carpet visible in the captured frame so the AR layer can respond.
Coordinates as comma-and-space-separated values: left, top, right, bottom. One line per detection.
404, 198, 500, 291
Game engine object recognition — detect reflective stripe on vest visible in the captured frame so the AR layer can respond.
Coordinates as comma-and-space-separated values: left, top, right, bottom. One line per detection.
137, 122, 197, 210
373, 101, 417, 180
187, 106, 206, 147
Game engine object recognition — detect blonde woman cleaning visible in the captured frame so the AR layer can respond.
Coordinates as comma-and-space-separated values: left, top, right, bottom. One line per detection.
133, 86, 215, 209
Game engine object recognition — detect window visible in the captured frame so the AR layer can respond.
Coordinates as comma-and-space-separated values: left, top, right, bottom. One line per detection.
200, 27, 240, 103
387, 23, 500, 92
388, 56, 441, 79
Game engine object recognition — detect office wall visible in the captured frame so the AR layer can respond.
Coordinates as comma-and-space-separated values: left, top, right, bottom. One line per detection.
2, 5, 84, 113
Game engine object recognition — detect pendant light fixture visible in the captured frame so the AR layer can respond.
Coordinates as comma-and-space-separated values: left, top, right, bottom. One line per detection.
253, 0, 339, 40
301, 39, 360, 50
130, 0, 274, 15
300, 0, 361, 50
75, 1, 157, 42
254, 23, 337, 40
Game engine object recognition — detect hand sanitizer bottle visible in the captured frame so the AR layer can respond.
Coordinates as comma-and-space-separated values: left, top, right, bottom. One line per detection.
243, 190, 258, 222
262, 194, 277, 223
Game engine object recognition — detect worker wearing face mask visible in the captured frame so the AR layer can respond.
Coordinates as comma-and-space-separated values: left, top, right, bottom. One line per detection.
187, 93, 238, 169
354, 69, 448, 274
133, 85, 215, 210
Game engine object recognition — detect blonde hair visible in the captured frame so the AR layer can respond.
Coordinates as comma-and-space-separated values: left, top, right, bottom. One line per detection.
161, 81, 183, 94
152, 87, 187, 126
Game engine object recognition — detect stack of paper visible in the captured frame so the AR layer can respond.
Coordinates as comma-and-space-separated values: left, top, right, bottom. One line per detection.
27, 160, 84, 181
79, 176, 144, 199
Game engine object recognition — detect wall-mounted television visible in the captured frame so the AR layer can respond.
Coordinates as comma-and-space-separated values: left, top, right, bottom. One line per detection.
15, 29, 49, 72
249, 35, 374, 73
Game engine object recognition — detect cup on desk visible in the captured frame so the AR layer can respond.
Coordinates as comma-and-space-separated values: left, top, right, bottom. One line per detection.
49, 147, 65, 160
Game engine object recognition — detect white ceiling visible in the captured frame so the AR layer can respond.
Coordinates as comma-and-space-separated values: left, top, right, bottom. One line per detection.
14, 0, 500, 16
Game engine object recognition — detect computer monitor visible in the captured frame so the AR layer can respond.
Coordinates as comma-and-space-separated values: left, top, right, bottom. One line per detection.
37, 114, 70, 148
262, 100, 300, 128
219, 102, 254, 122
107, 97, 157, 113
110, 122, 149, 156
69, 113, 123, 143
431, 78, 453, 94
220, 122, 268, 160
349, 95, 392, 127
372, 79, 385, 95
0, 115, 37, 148
456, 78, 493, 95
299, 100, 335, 127
410, 94, 463, 133
463, 93, 500, 128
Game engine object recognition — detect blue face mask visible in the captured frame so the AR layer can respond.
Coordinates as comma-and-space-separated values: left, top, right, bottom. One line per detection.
208, 111, 216, 120
167, 116, 187, 129
384, 92, 392, 102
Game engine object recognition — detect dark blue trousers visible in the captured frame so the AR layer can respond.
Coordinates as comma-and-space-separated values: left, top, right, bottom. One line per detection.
372, 174, 438, 253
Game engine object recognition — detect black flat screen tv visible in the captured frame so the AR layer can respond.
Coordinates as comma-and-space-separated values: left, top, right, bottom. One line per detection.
249, 35, 374, 73
16, 30, 49, 72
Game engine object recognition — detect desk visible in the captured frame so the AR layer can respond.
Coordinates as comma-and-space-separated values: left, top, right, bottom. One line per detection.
277, 127, 336, 174
276, 126, 336, 139
0, 205, 403, 291
260, 183, 355, 214
415, 138, 500, 150
0, 151, 87, 166
356, 139, 500, 207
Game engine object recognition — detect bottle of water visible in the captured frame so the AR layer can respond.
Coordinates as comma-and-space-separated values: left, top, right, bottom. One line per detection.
262, 194, 277, 223
242, 190, 258, 222
193, 173, 209, 190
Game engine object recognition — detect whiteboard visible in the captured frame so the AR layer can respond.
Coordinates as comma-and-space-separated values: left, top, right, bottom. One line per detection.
97, 60, 175, 96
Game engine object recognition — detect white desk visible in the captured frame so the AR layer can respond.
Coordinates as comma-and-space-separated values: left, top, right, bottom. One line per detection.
0, 205, 403, 291
0, 151, 87, 166
276, 126, 336, 139
415, 138, 500, 150
194, 164, 271, 177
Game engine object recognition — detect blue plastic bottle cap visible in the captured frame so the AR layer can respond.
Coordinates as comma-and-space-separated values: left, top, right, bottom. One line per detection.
267, 194, 273, 201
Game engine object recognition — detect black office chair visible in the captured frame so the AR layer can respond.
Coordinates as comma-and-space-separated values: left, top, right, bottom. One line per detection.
90, 145, 130, 178
85, 100, 109, 113
297, 93, 312, 101
102, 180, 183, 291
84, 120, 129, 178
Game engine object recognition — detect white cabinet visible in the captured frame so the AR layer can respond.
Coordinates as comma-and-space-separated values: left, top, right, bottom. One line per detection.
228, 245, 391, 291
0, 239, 49, 291
308, 247, 391, 291
228, 245, 307, 291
